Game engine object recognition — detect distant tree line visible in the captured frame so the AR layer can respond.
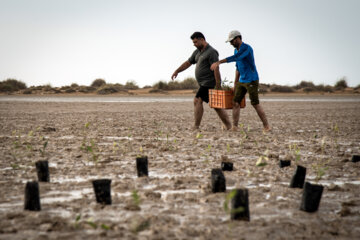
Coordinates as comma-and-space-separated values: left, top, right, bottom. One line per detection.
0, 76, 358, 94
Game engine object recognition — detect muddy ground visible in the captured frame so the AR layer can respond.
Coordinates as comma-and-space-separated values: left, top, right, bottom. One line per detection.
0, 97, 359, 239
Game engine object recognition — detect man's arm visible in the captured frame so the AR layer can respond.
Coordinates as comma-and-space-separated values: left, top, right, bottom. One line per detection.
213, 65, 222, 89
234, 70, 240, 88
171, 61, 192, 80
210, 58, 227, 71
211, 47, 250, 71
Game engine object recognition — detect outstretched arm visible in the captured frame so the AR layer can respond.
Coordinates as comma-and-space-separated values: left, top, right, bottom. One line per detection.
210, 58, 227, 71
171, 61, 192, 80
211, 46, 250, 71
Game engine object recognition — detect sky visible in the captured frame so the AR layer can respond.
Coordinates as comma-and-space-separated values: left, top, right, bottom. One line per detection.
1, 0, 359, 88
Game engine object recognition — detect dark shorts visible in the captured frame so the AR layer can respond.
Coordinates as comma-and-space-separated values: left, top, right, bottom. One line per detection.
195, 86, 213, 103
234, 80, 259, 105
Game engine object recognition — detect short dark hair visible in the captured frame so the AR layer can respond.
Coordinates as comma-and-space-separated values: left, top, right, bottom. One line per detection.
236, 35, 242, 40
190, 32, 205, 40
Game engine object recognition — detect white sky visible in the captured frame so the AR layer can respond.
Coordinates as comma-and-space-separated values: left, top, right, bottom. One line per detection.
1, 0, 359, 87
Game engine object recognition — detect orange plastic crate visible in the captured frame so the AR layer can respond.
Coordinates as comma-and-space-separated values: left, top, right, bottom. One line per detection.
209, 89, 246, 109
209, 89, 234, 109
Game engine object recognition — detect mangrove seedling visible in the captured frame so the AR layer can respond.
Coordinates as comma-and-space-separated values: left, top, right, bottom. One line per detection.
256, 149, 269, 167
131, 190, 141, 207
223, 189, 245, 215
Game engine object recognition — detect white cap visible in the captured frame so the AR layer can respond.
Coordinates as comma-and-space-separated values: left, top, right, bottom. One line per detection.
225, 30, 241, 42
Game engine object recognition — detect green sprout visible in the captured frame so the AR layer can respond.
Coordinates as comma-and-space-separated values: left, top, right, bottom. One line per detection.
131, 190, 141, 206
219, 77, 233, 90
312, 158, 329, 183
256, 149, 268, 167
39, 136, 48, 157
289, 143, 301, 164
223, 190, 245, 214
196, 133, 203, 139
227, 143, 231, 153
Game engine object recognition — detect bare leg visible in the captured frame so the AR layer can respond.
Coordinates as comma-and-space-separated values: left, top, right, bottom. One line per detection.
214, 108, 232, 130
253, 104, 271, 131
193, 97, 204, 129
232, 101, 240, 130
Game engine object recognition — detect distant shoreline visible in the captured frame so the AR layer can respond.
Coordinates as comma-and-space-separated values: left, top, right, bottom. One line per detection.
1, 88, 359, 98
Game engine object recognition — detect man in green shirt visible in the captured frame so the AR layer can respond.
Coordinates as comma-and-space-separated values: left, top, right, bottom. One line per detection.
171, 32, 232, 130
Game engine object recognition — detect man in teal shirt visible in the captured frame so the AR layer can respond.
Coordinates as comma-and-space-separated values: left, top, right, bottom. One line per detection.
211, 30, 270, 132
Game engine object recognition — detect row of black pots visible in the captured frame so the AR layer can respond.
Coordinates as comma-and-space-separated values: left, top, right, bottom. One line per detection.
25, 156, 149, 211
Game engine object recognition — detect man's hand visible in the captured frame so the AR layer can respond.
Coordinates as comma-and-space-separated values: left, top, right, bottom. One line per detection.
216, 82, 221, 90
210, 62, 220, 71
171, 72, 178, 80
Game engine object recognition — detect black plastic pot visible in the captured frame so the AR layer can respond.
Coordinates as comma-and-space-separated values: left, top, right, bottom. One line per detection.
35, 160, 50, 182
351, 155, 360, 163
24, 181, 41, 211
211, 169, 226, 193
221, 162, 233, 171
300, 182, 324, 212
136, 156, 148, 177
279, 160, 291, 168
290, 165, 306, 188
231, 188, 250, 221
92, 179, 112, 205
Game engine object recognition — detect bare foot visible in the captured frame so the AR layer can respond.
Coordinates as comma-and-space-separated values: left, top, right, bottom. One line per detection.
263, 126, 271, 133
192, 126, 200, 131
231, 126, 238, 132
222, 125, 232, 131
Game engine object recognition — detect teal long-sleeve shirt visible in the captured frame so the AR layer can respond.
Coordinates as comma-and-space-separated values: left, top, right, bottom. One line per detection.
226, 42, 259, 83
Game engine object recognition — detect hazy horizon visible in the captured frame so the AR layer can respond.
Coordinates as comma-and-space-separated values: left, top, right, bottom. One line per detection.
1, 0, 359, 87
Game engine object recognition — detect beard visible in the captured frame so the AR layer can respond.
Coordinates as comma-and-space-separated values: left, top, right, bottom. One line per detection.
196, 45, 204, 51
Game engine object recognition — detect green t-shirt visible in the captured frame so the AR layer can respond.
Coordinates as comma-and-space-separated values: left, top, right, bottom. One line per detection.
188, 44, 219, 87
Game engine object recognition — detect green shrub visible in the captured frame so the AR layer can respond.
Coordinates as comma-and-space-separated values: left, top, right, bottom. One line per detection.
91, 78, 106, 88
71, 83, 79, 88
96, 84, 128, 95
270, 85, 295, 93
303, 87, 316, 93
334, 77, 348, 90
42, 84, 53, 91
295, 81, 315, 89
180, 77, 198, 89
78, 86, 96, 93
0, 78, 27, 92
23, 89, 32, 94
124, 80, 139, 90
65, 88, 76, 93
143, 85, 152, 89
152, 78, 198, 90
315, 84, 334, 92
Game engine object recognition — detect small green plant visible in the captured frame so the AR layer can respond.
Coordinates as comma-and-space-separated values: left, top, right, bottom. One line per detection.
80, 122, 100, 162
320, 137, 327, 154
74, 214, 82, 228
39, 136, 48, 157
196, 133, 203, 139
223, 190, 245, 214
312, 158, 329, 182
130, 219, 150, 234
289, 143, 301, 164
85, 218, 98, 229
226, 143, 231, 153
131, 190, 141, 207
11, 163, 20, 169
220, 78, 233, 90
256, 149, 268, 167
